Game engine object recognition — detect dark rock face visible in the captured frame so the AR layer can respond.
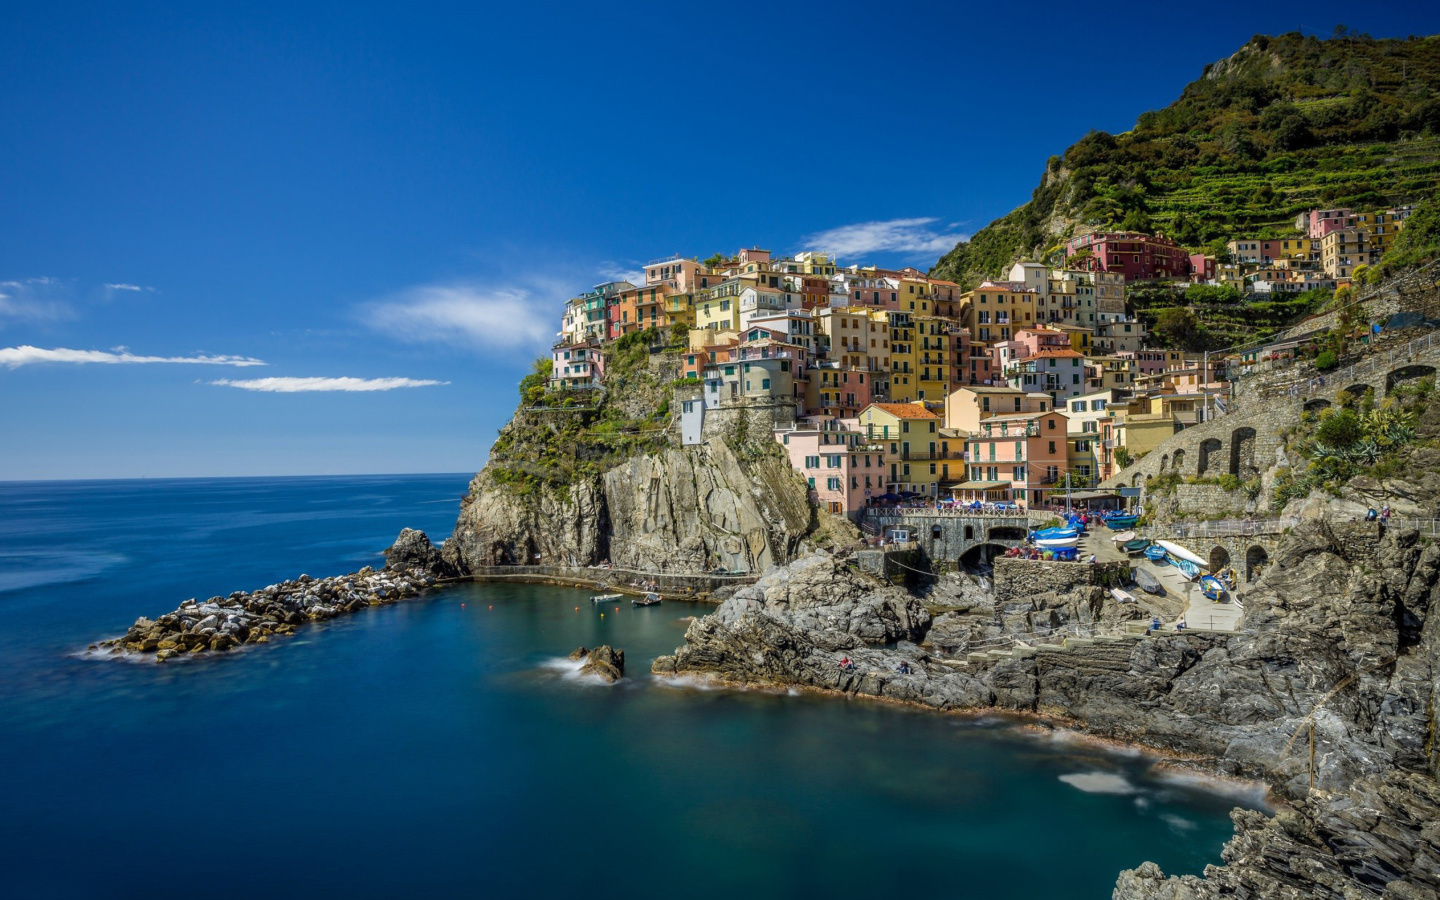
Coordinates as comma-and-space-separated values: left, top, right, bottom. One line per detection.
579, 645, 624, 683
384, 528, 456, 578
653, 526, 1440, 900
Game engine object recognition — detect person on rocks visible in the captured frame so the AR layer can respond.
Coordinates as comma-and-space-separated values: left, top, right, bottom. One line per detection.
1366, 507, 1378, 522
839, 656, 857, 672
895, 660, 912, 675
1149, 616, 1161, 633
1381, 505, 1392, 524
1176, 615, 1187, 631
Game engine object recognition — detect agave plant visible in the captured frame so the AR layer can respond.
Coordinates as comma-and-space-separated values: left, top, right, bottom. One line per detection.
1345, 438, 1384, 466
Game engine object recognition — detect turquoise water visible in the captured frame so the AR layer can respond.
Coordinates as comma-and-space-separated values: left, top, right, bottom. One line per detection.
0, 475, 1258, 898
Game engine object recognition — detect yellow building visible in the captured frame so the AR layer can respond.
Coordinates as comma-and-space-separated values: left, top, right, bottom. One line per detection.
663, 292, 696, 331
694, 277, 755, 331
944, 386, 1051, 433
961, 282, 1036, 345
857, 402, 944, 497
914, 315, 950, 407
886, 312, 919, 403
815, 306, 890, 375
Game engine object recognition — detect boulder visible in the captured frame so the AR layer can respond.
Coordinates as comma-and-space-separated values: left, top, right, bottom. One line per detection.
384, 528, 456, 578
566, 646, 589, 661
579, 645, 625, 683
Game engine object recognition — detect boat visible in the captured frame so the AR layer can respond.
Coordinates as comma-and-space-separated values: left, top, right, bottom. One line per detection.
1110, 587, 1137, 604
632, 592, 662, 607
1036, 536, 1080, 549
1133, 568, 1164, 595
1199, 575, 1226, 601
1033, 527, 1078, 540
1174, 558, 1201, 580
1144, 545, 1169, 562
1105, 514, 1139, 529
590, 592, 624, 603
1110, 530, 1136, 544
1121, 538, 1151, 555
1156, 540, 1207, 568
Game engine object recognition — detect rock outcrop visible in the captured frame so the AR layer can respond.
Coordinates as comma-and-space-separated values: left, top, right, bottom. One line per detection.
579, 645, 625, 683
653, 522, 1440, 899
95, 530, 450, 660
446, 440, 813, 576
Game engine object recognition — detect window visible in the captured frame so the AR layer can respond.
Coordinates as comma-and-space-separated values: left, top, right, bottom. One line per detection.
762, 378, 771, 390
1071, 401, 1083, 412
827, 455, 841, 468
1014, 441, 1022, 459
804, 456, 819, 469
1047, 418, 1055, 429
828, 477, 842, 491
1048, 441, 1056, 453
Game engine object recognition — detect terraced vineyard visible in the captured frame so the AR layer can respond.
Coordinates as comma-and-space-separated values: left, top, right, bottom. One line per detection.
934, 32, 1440, 288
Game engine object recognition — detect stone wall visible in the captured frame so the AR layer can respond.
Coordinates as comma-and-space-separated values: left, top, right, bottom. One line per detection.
993, 557, 1129, 606
862, 511, 1034, 569
699, 398, 796, 444
1167, 483, 1258, 517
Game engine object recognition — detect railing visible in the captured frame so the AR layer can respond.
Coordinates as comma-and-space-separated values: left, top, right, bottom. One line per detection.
864, 509, 1032, 522
1137, 516, 1298, 539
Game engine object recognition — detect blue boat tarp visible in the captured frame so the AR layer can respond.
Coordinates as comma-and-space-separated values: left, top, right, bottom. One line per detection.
1033, 527, 1078, 540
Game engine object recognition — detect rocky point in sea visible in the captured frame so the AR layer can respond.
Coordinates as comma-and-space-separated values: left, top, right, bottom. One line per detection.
94, 528, 454, 660
652, 518, 1440, 900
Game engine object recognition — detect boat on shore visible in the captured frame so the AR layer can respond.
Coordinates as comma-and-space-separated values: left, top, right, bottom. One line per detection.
632, 592, 662, 606
1105, 513, 1140, 529
1199, 575, 1227, 601
1036, 536, 1079, 549
1111, 530, 1136, 544
1174, 558, 1201, 580
1133, 568, 1164, 595
1156, 540, 1207, 567
1144, 545, 1168, 562
1110, 587, 1137, 604
590, 592, 624, 604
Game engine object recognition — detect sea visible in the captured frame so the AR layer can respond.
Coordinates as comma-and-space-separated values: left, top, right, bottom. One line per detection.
0, 474, 1263, 899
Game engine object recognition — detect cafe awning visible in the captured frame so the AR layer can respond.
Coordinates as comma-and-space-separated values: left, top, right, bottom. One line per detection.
951, 481, 1010, 493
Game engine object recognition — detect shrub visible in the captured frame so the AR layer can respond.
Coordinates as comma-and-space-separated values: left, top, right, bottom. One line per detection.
1314, 350, 1339, 371
1314, 408, 1362, 448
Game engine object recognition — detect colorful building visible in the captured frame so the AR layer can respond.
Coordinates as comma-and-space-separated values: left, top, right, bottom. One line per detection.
1064, 232, 1191, 282
775, 425, 887, 519
958, 410, 1070, 508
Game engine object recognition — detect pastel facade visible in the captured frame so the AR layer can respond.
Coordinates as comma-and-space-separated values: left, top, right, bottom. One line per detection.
776, 427, 887, 518
1064, 232, 1191, 282
959, 410, 1069, 508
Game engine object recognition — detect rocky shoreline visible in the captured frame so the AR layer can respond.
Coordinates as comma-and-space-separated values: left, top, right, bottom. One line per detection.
94, 528, 451, 661
650, 522, 1440, 899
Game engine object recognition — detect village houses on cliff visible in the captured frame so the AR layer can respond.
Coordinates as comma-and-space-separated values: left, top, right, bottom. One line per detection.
547, 204, 1413, 518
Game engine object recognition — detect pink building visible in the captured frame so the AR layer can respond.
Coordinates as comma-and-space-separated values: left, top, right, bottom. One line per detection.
1188, 254, 1216, 282
1064, 232, 1191, 282
551, 341, 605, 388
1304, 208, 1356, 239
776, 425, 887, 519
806, 365, 875, 420
956, 410, 1070, 509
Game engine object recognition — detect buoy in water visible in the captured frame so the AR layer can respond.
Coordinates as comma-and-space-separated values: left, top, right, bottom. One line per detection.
461, 603, 465, 608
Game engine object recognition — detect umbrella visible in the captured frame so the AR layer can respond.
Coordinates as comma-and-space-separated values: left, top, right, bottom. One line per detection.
875, 493, 902, 503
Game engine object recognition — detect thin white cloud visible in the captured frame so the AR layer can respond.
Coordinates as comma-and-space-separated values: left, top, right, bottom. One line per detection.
596, 263, 644, 286
362, 281, 558, 352
211, 376, 447, 393
104, 283, 149, 292
0, 346, 267, 369
0, 278, 75, 325
799, 217, 969, 259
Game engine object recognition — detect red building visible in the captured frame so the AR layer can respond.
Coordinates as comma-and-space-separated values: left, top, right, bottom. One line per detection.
1064, 232, 1191, 282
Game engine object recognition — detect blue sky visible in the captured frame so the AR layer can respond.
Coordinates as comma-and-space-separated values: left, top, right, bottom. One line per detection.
3, 1, 1437, 479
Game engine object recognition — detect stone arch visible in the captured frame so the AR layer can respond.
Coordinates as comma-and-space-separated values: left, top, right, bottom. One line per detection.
1386, 364, 1436, 395
931, 524, 943, 540
1245, 545, 1269, 582
1160, 453, 1169, 472
959, 543, 1008, 569
1132, 472, 1145, 488
988, 525, 1027, 542
963, 524, 975, 541
1172, 448, 1186, 473
1198, 438, 1223, 476
1229, 427, 1257, 478
1304, 398, 1331, 413
1209, 546, 1230, 573
1339, 384, 1371, 405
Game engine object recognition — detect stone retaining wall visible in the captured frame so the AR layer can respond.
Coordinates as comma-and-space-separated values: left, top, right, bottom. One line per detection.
465, 565, 757, 596
993, 557, 1130, 605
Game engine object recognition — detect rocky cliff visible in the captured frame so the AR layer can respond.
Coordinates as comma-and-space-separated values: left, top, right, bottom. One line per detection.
445, 439, 814, 575
442, 330, 825, 577
652, 518, 1440, 899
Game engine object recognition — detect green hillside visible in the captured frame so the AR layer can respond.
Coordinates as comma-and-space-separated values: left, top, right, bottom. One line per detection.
933, 31, 1440, 288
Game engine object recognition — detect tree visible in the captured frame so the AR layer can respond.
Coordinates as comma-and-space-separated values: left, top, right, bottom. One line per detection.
1113, 447, 1133, 469
702, 253, 726, 268
519, 358, 553, 405
1154, 307, 1203, 349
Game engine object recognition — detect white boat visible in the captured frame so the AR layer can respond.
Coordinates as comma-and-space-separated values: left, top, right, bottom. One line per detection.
632, 592, 662, 607
1036, 536, 1079, 549
589, 592, 624, 603
1156, 540, 1207, 568
1110, 587, 1137, 604
1110, 530, 1136, 544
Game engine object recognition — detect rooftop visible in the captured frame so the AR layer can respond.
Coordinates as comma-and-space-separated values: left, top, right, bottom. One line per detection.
867, 402, 940, 420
